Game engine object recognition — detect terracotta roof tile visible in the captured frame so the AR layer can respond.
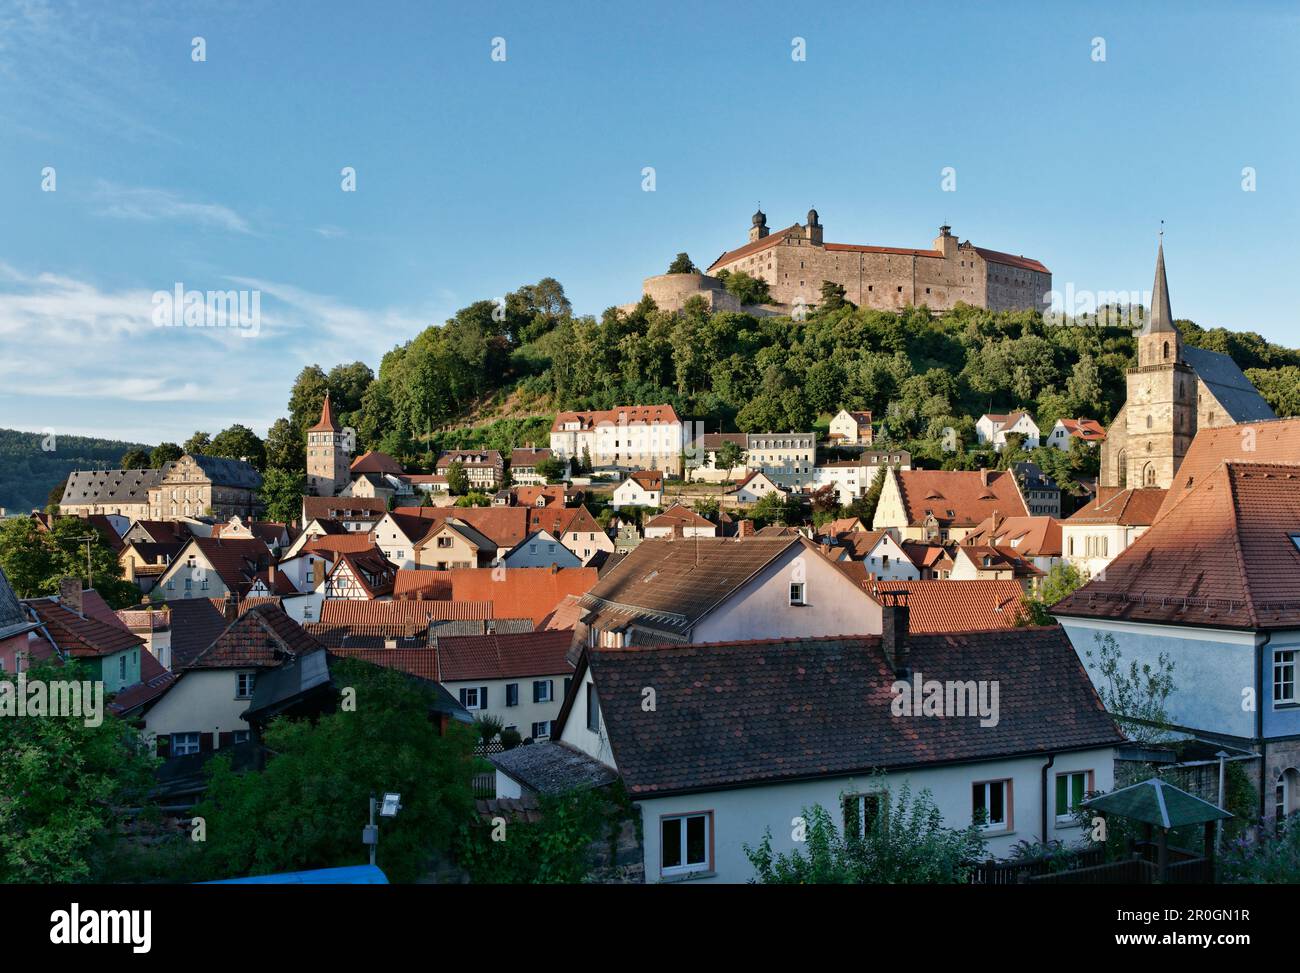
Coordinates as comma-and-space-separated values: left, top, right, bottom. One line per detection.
1155, 418, 1300, 523
868, 579, 1028, 631
450, 566, 599, 627
895, 469, 1027, 526
436, 630, 575, 681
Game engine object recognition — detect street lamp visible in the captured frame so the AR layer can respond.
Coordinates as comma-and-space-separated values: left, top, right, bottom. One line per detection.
363, 791, 402, 866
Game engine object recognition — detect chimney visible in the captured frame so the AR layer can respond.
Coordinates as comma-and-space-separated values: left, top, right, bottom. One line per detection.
58, 577, 84, 617
738, 519, 754, 538
222, 589, 239, 623
980, 468, 991, 488
268, 561, 277, 587
879, 590, 910, 677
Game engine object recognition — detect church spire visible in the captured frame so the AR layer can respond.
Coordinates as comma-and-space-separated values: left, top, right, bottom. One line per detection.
309, 391, 340, 432
1142, 230, 1176, 336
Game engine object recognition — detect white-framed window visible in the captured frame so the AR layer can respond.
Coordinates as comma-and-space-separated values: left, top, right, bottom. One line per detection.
460, 686, 487, 710
531, 720, 551, 738
789, 582, 806, 606
506, 683, 519, 707
533, 679, 553, 703
236, 672, 256, 699
1274, 650, 1297, 706
1055, 770, 1091, 823
661, 812, 711, 877
171, 732, 201, 756
973, 779, 1011, 831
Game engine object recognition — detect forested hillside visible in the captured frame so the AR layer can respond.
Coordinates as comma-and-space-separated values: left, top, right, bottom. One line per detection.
0, 429, 150, 514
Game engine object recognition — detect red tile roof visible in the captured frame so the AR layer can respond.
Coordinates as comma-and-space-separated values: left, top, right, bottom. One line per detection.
705, 225, 803, 272
27, 597, 145, 658
309, 392, 340, 433
303, 533, 378, 555
972, 246, 1050, 274
1155, 418, 1300, 524
182, 536, 274, 597
389, 506, 530, 549
317, 599, 493, 628
436, 630, 575, 681
895, 469, 1027, 526
1058, 418, 1107, 441
551, 404, 681, 431
645, 504, 713, 531
868, 579, 1028, 631
326, 549, 398, 598
329, 647, 440, 681
392, 569, 453, 601
1053, 462, 1300, 630
302, 497, 388, 522
1066, 487, 1167, 526
108, 650, 177, 715
527, 504, 601, 537
450, 567, 600, 626
963, 515, 1062, 557
350, 450, 405, 476
186, 603, 321, 670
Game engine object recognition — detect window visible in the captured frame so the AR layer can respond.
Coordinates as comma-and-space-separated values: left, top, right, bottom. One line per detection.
533, 679, 554, 704
460, 686, 488, 710
1055, 771, 1090, 822
789, 582, 806, 606
531, 720, 551, 738
171, 732, 202, 756
1274, 650, 1297, 706
232, 730, 250, 745
661, 812, 711, 876
236, 672, 256, 698
586, 683, 600, 732
972, 779, 1011, 831
506, 683, 519, 707
842, 793, 882, 837
119, 655, 127, 680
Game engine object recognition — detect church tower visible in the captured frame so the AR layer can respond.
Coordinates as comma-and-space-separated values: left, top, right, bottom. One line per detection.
749, 207, 769, 243
1119, 239, 1197, 489
306, 392, 351, 497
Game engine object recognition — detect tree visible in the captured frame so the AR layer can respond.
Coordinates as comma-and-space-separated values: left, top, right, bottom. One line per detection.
716, 439, 745, 474
193, 658, 477, 883
119, 447, 152, 470
150, 442, 183, 466
1021, 562, 1087, 625
667, 253, 698, 275
843, 466, 888, 528
745, 782, 987, 884
1083, 632, 1176, 743
0, 660, 158, 882
0, 516, 138, 608
718, 270, 772, 306
534, 457, 566, 483
263, 418, 301, 472
473, 714, 504, 747
208, 424, 267, 471
445, 461, 469, 496
259, 467, 306, 524
819, 280, 850, 311
183, 431, 211, 456
47, 477, 67, 510
752, 490, 801, 528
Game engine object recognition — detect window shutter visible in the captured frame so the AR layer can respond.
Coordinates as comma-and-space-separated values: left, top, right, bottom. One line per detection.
459, 688, 468, 706
548, 679, 554, 701
480, 686, 488, 707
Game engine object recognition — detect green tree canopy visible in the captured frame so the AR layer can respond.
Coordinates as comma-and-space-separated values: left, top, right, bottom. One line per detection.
666, 253, 698, 275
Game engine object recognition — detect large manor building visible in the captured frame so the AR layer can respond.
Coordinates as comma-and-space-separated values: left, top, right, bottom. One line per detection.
1099, 240, 1276, 490
643, 208, 1050, 314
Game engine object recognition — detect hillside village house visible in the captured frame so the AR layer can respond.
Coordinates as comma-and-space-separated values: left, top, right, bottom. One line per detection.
976, 412, 1041, 451
150, 536, 273, 603
144, 600, 324, 756
373, 507, 531, 570
148, 454, 262, 521
950, 545, 1043, 589
1048, 418, 1106, 453
571, 535, 883, 650
550, 404, 685, 476
436, 449, 505, 491
544, 614, 1120, 882
415, 519, 499, 570
745, 432, 816, 488
686, 432, 749, 483
962, 515, 1063, 575
1061, 487, 1166, 578
301, 496, 388, 533
848, 531, 919, 580
509, 447, 557, 486
828, 408, 874, 445
20, 580, 146, 693
502, 530, 583, 569
438, 630, 575, 741
644, 503, 716, 539
321, 549, 398, 599
872, 467, 1028, 542
1053, 461, 1300, 817
726, 470, 786, 505
612, 471, 663, 509
526, 504, 614, 564
810, 450, 911, 504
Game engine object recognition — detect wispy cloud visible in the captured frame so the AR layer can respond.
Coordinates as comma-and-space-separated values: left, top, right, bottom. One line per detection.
93, 181, 254, 234
313, 225, 347, 240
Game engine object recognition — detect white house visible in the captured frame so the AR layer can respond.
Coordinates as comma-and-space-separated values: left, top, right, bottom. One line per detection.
726, 470, 786, 505
828, 409, 873, 445
1061, 487, 1166, 578
1047, 418, 1106, 453
502, 530, 583, 569
550, 615, 1121, 883
858, 531, 920, 580
550, 404, 685, 476
438, 629, 576, 741
612, 471, 663, 510
744, 432, 816, 488
643, 503, 717, 539
976, 412, 1041, 451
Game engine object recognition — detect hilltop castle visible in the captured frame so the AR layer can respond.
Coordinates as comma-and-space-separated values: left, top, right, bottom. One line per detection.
640, 208, 1051, 314
1098, 241, 1275, 490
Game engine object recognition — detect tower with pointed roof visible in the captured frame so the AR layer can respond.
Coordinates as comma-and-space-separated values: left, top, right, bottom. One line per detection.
306, 392, 351, 497
1099, 237, 1275, 491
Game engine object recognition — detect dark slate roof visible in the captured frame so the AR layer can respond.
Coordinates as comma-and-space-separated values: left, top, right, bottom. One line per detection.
243, 648, 332, 722
60, 467, 166, 505
1181, 345, 1276, 422
490, 742, 620, 796
0, 566, 35, 641
187, 454, 263, 490
1141, 241, 1176, 335
1082, 778, 1231, 829
580, 628, 1122, 797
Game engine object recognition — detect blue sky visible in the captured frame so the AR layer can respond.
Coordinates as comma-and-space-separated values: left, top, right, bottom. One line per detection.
1, 0, 1296, 443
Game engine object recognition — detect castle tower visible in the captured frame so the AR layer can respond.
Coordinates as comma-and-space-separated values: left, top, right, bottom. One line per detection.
1120, 239, 1196, 489
805, 208, 823, 245
306, 392, 351, 497
749, 206, 769, 243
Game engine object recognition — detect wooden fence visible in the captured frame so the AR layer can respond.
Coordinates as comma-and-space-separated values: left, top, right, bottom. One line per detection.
968, 846, 1104, 885
1028, 858, 1157, 884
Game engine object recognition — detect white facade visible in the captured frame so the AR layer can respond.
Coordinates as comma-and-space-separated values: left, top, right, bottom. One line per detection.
828, 409, 871, 445
728, 471, 786, 505
860, 534, 919, 580
612, 477, 662, 510
745, 432, 816, 488
810, 462, 880, 505
449, 673, 573, 741
977, 413, 1042, 451
144, 669, 259, 751
1061, 522, 1150, 578
550, 415, 685, 475
503, 531, 582, 569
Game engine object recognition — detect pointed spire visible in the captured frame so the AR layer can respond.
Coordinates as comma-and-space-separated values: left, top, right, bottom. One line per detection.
1142, 229, 1176, 335
309, 391, 340, 432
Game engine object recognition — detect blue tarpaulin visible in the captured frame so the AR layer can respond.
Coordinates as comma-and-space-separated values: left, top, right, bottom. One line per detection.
203, 864, 389, 884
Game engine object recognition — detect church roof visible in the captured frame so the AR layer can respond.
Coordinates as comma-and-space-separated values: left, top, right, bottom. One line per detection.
1141, 241, 1177, 335
309, 392, 341, 433
1181, 344, 1276, 423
